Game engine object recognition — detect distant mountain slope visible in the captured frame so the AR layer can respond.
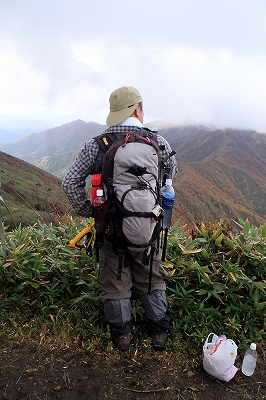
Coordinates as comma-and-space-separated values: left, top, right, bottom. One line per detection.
0, 127, 53, 143
36, 149, 79, 178
0, 120, 106, 164
0, 151, 72, 228
0, 128, 13, 143
167, 127, 266, 227
1, 121, 266, 228
0, 120, 107, 178
0, 118, 54, 143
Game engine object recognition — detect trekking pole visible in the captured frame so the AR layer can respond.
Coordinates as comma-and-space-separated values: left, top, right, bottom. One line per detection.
161, 228, 168, 262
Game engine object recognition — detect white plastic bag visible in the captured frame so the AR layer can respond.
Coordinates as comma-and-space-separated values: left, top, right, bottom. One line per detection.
203, 333, 238, 382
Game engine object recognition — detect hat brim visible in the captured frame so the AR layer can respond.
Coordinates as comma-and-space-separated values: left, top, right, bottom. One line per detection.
106, 104, 138, 126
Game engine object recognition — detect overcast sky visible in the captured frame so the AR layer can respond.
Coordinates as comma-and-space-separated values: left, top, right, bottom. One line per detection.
1, 0, 266, 132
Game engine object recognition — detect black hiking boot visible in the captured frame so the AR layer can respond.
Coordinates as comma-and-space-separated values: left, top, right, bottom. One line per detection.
151, 333, 168, 350
112, 333, 131, 351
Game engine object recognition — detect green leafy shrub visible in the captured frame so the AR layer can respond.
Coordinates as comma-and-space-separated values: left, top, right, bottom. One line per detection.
0, 220, 107, 348
0, 218, 265, 352
165, 219, 266, 350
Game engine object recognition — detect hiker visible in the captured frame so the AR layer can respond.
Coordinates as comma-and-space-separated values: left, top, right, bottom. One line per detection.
62, 86, 177, 351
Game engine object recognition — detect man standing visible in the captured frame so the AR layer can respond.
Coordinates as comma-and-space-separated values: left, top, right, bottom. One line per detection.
62, 86, 177, 351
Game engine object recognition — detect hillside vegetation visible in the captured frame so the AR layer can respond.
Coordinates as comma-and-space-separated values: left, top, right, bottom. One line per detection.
0, 218, 265, 352
1, 218, 265, 399
0, 151, 71, 229
161, 126, 266, 228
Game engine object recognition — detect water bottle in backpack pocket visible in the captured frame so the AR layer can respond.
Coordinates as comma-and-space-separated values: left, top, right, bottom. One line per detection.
93, 189, 106, 233
161, 178, 175, 229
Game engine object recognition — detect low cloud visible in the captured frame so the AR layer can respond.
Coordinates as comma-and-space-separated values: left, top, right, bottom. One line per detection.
0, 0, 266, 132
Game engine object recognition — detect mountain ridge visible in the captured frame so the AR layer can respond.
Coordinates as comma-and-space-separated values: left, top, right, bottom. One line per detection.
0, 120, 106, 165
1, 120, 266, 228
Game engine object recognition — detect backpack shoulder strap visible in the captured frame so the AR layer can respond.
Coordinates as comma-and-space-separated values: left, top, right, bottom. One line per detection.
92, 132, 123, 173
137, 127, 158, 142
94, 132, 124, 153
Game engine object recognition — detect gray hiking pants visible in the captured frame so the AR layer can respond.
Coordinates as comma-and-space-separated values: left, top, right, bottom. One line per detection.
98, 239, 169, 333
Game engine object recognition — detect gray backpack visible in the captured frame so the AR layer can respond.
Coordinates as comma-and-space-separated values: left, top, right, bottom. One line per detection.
94, 128, 162, 252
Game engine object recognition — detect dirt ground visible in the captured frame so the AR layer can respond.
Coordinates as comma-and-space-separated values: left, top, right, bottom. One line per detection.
0, 336, 265, 400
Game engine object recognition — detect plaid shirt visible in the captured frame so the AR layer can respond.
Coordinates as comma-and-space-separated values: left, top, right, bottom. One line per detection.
62, 125, 178, 217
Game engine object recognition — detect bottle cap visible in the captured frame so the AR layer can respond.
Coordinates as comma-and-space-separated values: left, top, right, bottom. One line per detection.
250, 343, 256, 350
165, 178, 172, 186
96, 189, 104, 197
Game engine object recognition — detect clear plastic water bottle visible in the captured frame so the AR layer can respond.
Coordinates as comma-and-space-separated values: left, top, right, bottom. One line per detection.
93, 189, 106, 232
241, 343, 258, 376
161, 178, 175, 229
